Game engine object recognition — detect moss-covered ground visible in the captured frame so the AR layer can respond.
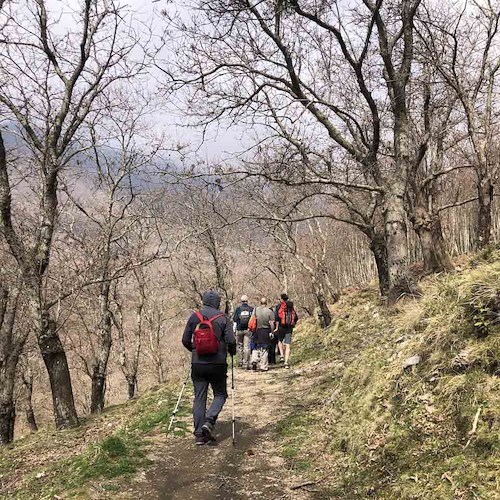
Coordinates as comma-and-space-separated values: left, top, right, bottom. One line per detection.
278, 249, 500, 499
0, 383, 191, 499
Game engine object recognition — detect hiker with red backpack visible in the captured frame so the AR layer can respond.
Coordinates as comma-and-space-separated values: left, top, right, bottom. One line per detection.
274, 293, 298, 369
182, 290, 236, 446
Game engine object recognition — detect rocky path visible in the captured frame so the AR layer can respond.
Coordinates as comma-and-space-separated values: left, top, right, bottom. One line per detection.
126, 365, 315, 500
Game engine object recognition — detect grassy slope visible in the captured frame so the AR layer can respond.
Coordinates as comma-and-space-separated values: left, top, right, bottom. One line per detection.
280, 249, 500, 499
0, 382, 190, 499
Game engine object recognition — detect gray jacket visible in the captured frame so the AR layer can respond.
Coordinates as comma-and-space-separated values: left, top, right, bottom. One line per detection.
182, 291, 236, 365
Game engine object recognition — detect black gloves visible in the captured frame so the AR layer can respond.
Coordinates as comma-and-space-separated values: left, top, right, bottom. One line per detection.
228, 344, 236, 356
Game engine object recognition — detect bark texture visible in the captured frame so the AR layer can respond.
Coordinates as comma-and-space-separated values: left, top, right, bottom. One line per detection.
37, 308, 78, 429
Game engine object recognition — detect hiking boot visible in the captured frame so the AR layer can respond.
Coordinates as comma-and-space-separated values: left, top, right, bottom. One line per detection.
201, 421, 216, 442
195, 435, 208, 446
284, 363, 290, 369
279, 356, 284, 363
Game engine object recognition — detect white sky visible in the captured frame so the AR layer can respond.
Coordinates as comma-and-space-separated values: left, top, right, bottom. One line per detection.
126, 0, 254, 164
39, 0, 254, 164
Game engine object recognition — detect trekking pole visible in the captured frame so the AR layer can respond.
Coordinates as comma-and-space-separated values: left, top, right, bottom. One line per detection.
231, 355, 236, 445
167, 366, 191, 435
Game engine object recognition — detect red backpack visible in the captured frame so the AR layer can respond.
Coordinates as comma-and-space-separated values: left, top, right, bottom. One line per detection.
278, 301, 297, 327
193, 311, 225, 355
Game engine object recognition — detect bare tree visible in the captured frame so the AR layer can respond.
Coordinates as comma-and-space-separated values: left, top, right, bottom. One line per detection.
167, 180, 236, 313
163, 0, 424, 302
65, 94, 164, 413
405, 67, 459, 273
18, 352, 39, 433
248, 186, 337, 326
419, 1, 500, 248
0, 0, 147, 428
0, 272, 25, 444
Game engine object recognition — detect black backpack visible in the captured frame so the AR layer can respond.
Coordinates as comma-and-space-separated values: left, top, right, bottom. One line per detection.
238, 304, 252, 328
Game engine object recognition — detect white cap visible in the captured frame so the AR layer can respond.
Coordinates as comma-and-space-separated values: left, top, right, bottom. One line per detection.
241, 295, 248, 302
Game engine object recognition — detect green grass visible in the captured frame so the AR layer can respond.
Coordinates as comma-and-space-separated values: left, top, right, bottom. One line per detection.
29, 433, 147, 498
281, 253, 500, 499
0, 384, 185, 499
275, 410, 316, 472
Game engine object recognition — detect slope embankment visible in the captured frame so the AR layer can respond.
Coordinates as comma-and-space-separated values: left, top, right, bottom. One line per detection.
278, 249, 500, 499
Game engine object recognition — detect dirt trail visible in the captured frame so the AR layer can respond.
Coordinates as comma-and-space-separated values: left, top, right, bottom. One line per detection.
126, 366, 317, 500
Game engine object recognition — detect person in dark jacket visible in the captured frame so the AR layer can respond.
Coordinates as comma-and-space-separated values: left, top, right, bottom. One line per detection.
182, 290, 236, 446
274, 293, 298, 369
232, 295, 254, 369
268, 297, 281, 365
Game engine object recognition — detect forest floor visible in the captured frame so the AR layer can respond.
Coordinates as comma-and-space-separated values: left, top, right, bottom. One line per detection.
0, 360, 329, 499
122, 365, 326, 500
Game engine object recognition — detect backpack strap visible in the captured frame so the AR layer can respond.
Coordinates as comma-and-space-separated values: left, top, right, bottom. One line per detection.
207, 313, 225, 324
194, 311, 204, 322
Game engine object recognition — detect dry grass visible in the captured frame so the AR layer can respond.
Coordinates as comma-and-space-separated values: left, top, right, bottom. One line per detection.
285, 250, 500, 499
0, 377, 189, 499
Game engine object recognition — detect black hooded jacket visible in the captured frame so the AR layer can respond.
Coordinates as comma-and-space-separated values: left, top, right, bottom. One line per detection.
182, 291, 236, 364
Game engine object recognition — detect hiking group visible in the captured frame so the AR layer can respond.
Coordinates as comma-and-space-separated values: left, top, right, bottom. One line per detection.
181, 291, 298, 445
232, 293, 298, 371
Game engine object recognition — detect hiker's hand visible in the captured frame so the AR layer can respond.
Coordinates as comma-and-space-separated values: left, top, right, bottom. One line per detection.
228, 344, 236, 356
269, 332, 274, 340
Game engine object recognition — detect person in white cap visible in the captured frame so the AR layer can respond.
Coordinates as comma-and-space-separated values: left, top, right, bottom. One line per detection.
232, 295, 254, 369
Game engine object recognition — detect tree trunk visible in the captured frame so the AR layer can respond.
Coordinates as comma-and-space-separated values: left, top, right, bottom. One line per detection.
384, 186, 417, 304
90, 280, 112, 414
126, 374, 137, 399
90, 372, 106, 414
315, 291, 332, 328
414, 212, 453, 274
37, 308, 79, 429
0, 284, 25, 444
0, 355, 17, 444
0, 398, 15, 445
368, 231, 390, 298
26, 407, 38, 432
477, 176, 493, 249
157, 363, 165, 384
311, 275, 332, 328
22, 371, 38, 432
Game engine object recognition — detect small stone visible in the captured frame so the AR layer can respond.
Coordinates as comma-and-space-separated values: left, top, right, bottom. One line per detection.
402, 355, 421, 369
36, 472, 46, 479
327, 390, 340, 404
452, 348, 474, 369
395, 336, 406, 343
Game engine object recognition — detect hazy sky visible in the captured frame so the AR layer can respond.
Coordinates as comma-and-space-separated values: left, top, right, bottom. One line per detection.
38, 0, 253, 165
124, 0, 253, 164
